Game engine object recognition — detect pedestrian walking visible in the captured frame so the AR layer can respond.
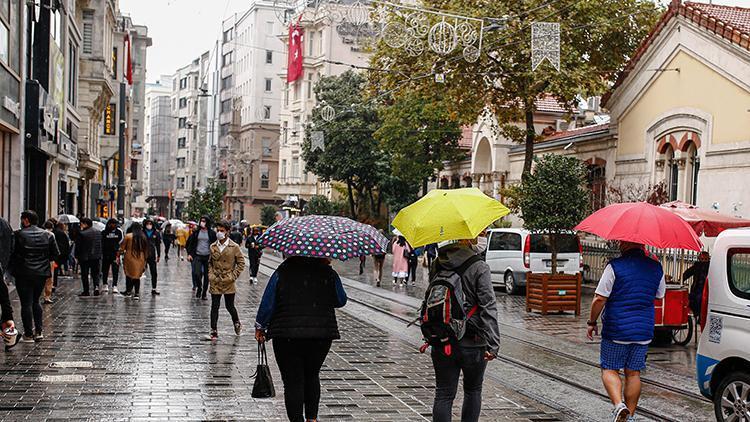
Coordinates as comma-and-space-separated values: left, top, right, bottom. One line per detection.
143, 219, 162, 295
52, 221, 71, 289
186, 216, 216, 299
425, 243, 438, 268
0, 216, 18, 349
162, 223, 175, 262
229, 225, 243, 245
118, 222, 149, 300
75, 217, 103, 296
245, 227, 262, 284
424, 239, 500, 422
255, 256, 347, 422
372, 252, 385, 286
8, 211, 59, 342
683, 251, 710, 324
586, 241, 666, 422
175, 224, 189, 260
391, 236, 411, 285
101, 218, 123, 294
205, 221, 245, 341
42, 220, 55, 304
407, 245, 422, 284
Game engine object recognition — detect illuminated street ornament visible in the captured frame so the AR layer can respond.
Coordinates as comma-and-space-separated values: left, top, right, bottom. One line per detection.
531, 22, 560, 71
435, 73, 445, 83
320, 105, 336, 122
311, 131, 325, 152
428, 19, 458, 56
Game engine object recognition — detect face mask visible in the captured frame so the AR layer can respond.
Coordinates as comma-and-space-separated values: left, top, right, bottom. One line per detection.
200, 221, 206, 228
216, 231, 226, 240
472, 236, 488, 253
145, 225, 153, 231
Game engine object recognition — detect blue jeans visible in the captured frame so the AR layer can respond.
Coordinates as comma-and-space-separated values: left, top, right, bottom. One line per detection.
431, 345, 487, 422
191, 255, 209, 294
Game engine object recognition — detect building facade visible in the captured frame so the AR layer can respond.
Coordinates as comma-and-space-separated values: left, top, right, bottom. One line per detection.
142, 76, 173, 217
219, 1, 283, 223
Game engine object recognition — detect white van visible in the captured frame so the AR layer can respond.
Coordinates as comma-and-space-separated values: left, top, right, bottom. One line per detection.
485, 228, 582, 294
696, 228, 750, 421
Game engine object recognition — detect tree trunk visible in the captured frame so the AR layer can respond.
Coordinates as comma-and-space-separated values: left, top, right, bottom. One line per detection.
346, 179, 357, 219
422, 178, 428, 196
368, 187, 377, 217
523, 99, 535, 179
549, 233, 558, 275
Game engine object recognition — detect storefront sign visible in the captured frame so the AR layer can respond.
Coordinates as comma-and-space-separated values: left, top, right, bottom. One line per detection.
104, 104, 116, 135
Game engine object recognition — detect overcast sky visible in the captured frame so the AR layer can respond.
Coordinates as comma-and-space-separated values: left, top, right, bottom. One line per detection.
120, 0, 750, 83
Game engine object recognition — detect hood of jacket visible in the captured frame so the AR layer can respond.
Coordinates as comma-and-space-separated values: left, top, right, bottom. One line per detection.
436, 243, 476, 270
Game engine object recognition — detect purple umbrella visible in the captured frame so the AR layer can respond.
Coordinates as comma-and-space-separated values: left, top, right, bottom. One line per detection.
258, 215, 387, 261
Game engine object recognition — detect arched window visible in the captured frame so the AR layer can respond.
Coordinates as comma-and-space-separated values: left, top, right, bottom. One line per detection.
587, 164, 606, 211
663, 144, 678, 201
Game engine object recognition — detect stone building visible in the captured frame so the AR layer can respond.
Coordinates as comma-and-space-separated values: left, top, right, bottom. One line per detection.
142, 76, 173, 217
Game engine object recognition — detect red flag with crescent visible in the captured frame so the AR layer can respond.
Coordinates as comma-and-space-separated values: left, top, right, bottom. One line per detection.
287, 23, 303, 83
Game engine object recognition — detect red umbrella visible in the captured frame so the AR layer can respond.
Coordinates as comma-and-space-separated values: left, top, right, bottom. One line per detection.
575, 202, 702, 251
659, 200, 750, 237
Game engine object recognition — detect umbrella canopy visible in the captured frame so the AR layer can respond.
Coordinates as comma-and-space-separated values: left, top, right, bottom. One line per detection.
659, 200, 750, 237
91, 221, 105, 231
392, 188, 510, 247
57, 214, 79, 224
164, 219, 185, 228
575, 202, 702, 251
258, 215, 387, 261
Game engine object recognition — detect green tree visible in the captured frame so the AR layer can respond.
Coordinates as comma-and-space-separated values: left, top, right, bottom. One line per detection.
260, 205, 277, 227
517, 154, 589, 273
302, 71, 387, 219
183, 180, 227, 223
375, 91, 464, 195
369, 0, 661, 177
305, 195, 336, 215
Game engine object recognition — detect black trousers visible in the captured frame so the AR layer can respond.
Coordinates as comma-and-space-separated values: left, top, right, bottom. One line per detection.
408, 257, 418, 281
164, 242, 171, 259
101, 256, 119, 287
146, 256, 158, 289
431, 346, 488, 422
80, 259, 101, 293
272, 338, 332, 422
125, 277, 141, 295
15, 276, 46, 336
247, 250, 260, 278
210, 293, 239, 331
191, 255, 210, 294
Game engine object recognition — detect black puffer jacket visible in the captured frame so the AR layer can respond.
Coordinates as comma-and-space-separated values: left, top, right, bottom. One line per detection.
9, 226, 60, 278
75, 227, 102, 262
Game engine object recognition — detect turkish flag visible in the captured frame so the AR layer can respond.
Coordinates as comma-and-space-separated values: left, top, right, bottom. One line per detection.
287, 23, 304, 83
124, 33, 133, 85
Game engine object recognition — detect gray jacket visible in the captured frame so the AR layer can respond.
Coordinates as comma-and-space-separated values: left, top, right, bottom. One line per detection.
432, 244, 500, 355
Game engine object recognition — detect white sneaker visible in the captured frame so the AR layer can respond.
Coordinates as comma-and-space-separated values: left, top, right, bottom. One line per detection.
611, 403, 630, 422
112, 286, 119, 294
103, 285, 109, 293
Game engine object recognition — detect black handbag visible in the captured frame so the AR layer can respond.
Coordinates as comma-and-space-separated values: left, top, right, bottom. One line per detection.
251, 342, 276, 398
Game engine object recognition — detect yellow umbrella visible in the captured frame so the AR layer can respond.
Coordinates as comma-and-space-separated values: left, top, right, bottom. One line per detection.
392, 188, 510, 247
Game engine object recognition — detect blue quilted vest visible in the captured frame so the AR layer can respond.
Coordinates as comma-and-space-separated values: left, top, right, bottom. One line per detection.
601, 249, 664, 342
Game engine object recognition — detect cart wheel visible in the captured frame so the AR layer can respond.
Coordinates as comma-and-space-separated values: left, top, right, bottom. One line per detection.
671, 315, 694, 346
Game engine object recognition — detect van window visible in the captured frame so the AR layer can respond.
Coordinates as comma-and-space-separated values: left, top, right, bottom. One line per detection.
728, 248, 750, 300
488, 232, 522, 251
530, 234, 580, 253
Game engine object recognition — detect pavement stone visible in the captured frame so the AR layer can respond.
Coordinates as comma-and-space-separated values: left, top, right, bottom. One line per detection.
0, 251, 568, 421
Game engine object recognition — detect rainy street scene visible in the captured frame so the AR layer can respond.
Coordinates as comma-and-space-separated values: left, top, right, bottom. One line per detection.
2, 0, 750, 421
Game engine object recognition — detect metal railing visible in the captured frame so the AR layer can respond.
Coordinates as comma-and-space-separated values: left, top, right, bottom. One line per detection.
582, 240, 699, 283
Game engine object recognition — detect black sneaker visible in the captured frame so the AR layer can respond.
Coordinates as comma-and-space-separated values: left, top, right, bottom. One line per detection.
33, 331, 44, 342
195, 289, 202, 298
151, 289, 160, 295
234, 322, 242, 335
93, 289, 100, 296
78, 291, 90, 297
121, 290, 132, 297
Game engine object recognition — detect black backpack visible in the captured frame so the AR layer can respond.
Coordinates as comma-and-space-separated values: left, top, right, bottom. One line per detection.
418, 255, 482, 357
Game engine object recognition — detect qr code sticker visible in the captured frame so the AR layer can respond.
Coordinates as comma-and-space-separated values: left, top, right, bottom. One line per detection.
709, 314, 723, 344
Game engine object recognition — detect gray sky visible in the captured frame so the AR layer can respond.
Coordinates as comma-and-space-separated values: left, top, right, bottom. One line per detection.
120, 0, 750, 83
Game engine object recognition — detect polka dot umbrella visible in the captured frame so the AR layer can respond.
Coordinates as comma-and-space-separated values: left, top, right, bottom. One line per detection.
257, 215, 388, 261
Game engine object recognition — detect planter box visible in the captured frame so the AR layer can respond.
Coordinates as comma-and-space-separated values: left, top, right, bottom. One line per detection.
525, 273, 582, 316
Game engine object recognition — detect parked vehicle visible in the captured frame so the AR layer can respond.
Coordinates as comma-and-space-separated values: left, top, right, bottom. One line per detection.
696, 228, 750, 422
485, 228, 582, 294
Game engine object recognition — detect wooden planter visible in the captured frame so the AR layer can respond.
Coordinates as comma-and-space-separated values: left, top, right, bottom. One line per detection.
525, 273, 582, 316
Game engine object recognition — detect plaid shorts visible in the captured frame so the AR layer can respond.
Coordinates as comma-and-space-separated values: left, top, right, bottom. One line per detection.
600, 339, 649, 371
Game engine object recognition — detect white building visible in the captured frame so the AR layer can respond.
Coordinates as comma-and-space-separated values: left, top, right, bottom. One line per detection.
276, 8, 369, 204
171, 52, 210, 218
141, 76, 173, 217
218, 2, 284, 222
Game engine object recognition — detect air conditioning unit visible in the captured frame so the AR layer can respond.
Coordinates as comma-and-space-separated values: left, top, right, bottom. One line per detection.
587, 96, 601, 113
555, 119, 569, 132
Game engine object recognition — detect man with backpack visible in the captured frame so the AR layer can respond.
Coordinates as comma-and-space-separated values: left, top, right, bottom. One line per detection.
420, 238, 500, 422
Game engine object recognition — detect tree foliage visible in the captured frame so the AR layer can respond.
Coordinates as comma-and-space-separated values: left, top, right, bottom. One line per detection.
369, 0, 661, 176
302, 71, 387, 219
183, 181, 227, 223
304, 195, 345, 216
260, 205, 278, 227
517, 154, 589, 273
375, 91, 464, 195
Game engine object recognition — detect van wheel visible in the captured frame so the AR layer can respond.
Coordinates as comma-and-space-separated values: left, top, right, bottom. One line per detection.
714, 372, 750, 422
504, 272, 519, 295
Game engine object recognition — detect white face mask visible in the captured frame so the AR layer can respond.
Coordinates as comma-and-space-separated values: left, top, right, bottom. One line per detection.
472, 236, 488, 253
216, 231, 226, 240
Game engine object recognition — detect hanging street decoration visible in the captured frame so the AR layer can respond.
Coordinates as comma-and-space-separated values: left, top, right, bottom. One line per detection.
531, 22, 560, 71
320, 104, 336, 122
311, 131, 326, 151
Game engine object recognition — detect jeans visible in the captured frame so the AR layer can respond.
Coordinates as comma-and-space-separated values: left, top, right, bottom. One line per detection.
210, 294, 239, 331
273, 338, 332, 422
15, 276, 46, 336
247, 250, 260, 278
191, 255, 209, 294
431, 346, 488, 422
80, 259, 101, 293
125, 277, 141, 295
101, 256, 119, 287
146, 256, 158, 289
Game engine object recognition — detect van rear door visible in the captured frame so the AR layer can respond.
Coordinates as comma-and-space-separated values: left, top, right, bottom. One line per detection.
486, 231, 523, 285
529, 234, 581, 274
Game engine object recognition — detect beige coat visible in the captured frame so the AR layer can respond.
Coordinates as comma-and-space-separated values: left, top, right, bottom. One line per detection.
119, 233, 147, 279
208, 239, 246, 294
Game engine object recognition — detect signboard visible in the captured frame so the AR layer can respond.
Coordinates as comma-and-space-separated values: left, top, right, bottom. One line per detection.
104, 104, 116, 135
49, 38, 65, 127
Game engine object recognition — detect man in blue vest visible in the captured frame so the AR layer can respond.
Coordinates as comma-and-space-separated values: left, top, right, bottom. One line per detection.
587, 241, 665, 422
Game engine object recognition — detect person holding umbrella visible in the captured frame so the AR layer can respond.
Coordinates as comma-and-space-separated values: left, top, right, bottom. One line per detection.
254, 215, 384, 422
577, 202, 702, 422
